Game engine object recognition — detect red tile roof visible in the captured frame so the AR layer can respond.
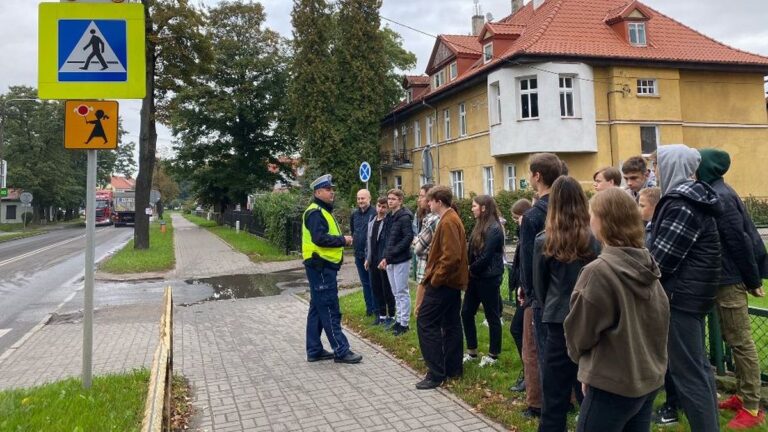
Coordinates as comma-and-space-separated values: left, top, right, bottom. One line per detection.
482, 22, 526, 38
386, 0, 768, 118
404, 75, 430, 87
110, 176, 135, 191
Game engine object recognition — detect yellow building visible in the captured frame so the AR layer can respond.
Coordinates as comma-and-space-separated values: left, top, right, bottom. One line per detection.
379, 0, 768, 198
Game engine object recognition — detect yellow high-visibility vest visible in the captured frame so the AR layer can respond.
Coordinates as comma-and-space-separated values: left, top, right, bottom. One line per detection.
301, 202, 343, 263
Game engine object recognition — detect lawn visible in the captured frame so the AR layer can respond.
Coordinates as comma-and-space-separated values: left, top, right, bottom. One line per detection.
340, 286, 766, 431
0, 369, 149, 431
183, 213, 293, 262
99, 218, 175, 273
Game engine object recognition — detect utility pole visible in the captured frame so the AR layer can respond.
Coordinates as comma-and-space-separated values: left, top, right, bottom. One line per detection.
0, 98, 39, 222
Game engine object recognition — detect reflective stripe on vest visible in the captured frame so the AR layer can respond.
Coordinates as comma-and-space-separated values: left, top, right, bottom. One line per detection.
301, 202, 343, 263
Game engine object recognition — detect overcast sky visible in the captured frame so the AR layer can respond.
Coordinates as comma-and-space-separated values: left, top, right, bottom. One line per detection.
1, 0, 766, 167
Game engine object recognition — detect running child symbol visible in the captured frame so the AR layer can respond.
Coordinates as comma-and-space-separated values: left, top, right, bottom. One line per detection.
85, 110, 109, 144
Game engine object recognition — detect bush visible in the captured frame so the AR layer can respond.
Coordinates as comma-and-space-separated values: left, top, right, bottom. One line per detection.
744, 196, 768, 227
251, 191, 306, 251
22, 212, 33, 225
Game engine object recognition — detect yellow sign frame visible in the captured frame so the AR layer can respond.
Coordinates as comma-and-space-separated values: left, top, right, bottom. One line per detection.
38, 3, 146, 100
64, 100, 119, 150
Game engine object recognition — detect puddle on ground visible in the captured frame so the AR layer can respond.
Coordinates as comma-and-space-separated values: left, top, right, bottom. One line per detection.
181, 271, 308, 306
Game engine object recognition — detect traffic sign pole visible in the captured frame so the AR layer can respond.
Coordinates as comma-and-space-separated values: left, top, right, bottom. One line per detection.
83, 149, 97, 388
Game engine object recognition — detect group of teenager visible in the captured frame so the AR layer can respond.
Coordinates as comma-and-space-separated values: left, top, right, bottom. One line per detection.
313, 144, 766, 431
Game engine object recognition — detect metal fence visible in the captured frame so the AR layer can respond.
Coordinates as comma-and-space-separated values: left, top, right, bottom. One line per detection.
708, 307, 768, 382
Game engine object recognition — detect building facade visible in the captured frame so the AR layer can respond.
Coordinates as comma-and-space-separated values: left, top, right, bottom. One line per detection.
379, 0, 768, 197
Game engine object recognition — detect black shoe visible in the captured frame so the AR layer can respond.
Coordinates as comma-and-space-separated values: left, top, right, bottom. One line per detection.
392, 324, 409, 336
653, 403, 679, 426
509, 377, 526, 392
416, 377, 443, 390
307, 349, 334, 362
522, 407, 541, 418
334, 351, 363, 364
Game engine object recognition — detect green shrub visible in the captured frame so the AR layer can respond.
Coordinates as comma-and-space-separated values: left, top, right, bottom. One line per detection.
252, 191, 306, 251
744, 196, 768, 227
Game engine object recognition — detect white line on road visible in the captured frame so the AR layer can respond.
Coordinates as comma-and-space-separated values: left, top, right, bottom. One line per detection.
0, 228, 110, 269
0, 329, 11, 339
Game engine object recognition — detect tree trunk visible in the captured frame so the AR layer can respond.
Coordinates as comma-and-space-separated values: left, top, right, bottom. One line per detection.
135, 0, 157, 250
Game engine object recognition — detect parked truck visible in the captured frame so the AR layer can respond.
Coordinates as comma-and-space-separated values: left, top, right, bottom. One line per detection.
94, 190, 114, 226
112, 190, 136, 227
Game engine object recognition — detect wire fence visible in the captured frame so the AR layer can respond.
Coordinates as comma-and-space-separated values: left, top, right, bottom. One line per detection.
708, 306, 768, 382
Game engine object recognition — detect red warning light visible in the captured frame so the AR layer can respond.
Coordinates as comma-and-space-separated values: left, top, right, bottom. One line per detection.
76, 104, 90, 116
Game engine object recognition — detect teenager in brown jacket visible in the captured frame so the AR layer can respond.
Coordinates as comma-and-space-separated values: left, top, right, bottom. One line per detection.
416, 185, 469, 390
565, 188, 670, 432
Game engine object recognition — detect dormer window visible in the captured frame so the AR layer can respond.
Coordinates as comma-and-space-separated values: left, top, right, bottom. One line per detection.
483, 43, 493, 63
449, 62, 458, 80
406, 89, 413, 103
433, 70, 445, 89
628, 22, 646, 46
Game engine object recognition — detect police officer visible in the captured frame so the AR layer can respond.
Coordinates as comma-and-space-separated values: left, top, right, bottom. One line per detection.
303, 174, 363, 364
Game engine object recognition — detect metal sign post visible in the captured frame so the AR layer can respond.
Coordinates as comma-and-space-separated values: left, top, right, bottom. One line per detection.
83, 149, 97, 388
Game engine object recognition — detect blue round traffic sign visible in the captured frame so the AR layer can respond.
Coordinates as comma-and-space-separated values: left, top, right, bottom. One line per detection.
359, 162, 371, 182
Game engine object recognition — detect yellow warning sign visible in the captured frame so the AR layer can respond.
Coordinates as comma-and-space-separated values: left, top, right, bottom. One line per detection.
64, 100, 119, 150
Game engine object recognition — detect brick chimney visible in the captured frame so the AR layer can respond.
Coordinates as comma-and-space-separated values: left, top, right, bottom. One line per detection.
471, 1, 484, 36
512, 0, 524, 14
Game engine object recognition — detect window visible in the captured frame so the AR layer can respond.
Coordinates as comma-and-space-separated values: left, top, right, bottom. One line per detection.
640, 125, 658, 155
483, 43, 493, 64
406, 89, 413, 103
459, 103, 467, 136
490, 82, 502, 124
451, 170, 464, 199
519, 77, 539, 119
628, 22, 647, 46
559, 75, 575, 117
504, 164, 517, 191
433, 70, 444, 89
395, 176, 403, 190
443, 108, 451, 140
449, 62, 458, 80
6, 205, 16, 220
483, 167, 495, 195
426, 115, 434, 145
414, 120, 421, 148
400, 125, 407, 151
636, 79, 658, 96
393, 129, 398, 151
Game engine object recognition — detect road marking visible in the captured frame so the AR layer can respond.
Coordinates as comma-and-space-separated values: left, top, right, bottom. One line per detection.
0, 228, 110, 269
0, 329, 10, 339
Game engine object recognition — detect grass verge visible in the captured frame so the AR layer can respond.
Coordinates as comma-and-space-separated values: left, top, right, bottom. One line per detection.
0, 369, 149, 432
0, 230, 42, 243
183, 213, 294, 262
339, 287, 763, 431
99, 219, 175, 273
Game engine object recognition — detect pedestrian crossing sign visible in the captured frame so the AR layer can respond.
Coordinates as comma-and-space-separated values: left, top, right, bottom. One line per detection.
38, 3, 145, 100
64, 100, 119, 150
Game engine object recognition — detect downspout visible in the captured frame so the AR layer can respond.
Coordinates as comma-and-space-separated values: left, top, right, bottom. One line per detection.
606, 84, 631, 168
421, 100, 439, 184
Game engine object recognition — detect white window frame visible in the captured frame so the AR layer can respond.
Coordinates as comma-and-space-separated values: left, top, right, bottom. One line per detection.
490, 82, 502, 125
459, 102, 467, 137
628, 22, 647, 46
451, 170, 464, 199
559, 75, 576, 118
640, 125, 659, 155
483, 43, 493, 64
400, 124, 407, 150
406, 89, 413, 103
443, 108, 451, 140
426, 115, 434, 145
449, 62, 458, 80
483, 167, 495, 195
394, 175, 403, 190
414, 120, 421, 148
519, 76, 539, 120
433, 70, 444, 89
636, 79, 658, 96
504, 164, 517, 191
393, 129, 398, 152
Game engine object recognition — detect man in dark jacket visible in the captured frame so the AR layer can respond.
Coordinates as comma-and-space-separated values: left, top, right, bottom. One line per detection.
649, 144, 720, 432
351, 189, 376, 316
377, 188, 414, 335
696, 148, 765, 429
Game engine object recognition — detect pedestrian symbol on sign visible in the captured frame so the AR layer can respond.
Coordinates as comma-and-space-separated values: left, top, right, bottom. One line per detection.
58, 20, 127, 82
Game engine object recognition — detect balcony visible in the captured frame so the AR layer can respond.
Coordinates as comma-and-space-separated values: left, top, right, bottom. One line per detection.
380, 149, 412, 170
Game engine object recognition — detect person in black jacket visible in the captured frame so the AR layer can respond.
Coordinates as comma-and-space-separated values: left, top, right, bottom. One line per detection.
649, 144, 721, 432
378, 188, 414, 336
461, 195, 505, 367
365, 196, 396, 326
509, 198, 532, 393
697, 148, 766, 429
532, 176, 599, 432
351, 189, 377, 316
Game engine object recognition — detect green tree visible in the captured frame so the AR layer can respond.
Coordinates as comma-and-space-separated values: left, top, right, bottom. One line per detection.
170, 0, 295, 211
152, 158, 179, 203
114, 140, 137, 178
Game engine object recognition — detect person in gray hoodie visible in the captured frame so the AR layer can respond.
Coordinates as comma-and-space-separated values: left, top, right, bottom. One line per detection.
565, 188, 669, 432
648, 144, 721, 432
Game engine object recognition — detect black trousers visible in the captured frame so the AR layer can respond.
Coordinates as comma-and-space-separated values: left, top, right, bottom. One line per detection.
369, 266, 395, 317
417, 286, 463, 382
461, 276, 503, 355
539, 323, 581, 432
577, 386, 658, 432
510, 304, 524, 361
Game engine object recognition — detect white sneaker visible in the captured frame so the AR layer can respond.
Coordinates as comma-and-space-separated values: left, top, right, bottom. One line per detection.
481, 319, 489, 327
462, 353, 478, 363
479, 355, 498, 367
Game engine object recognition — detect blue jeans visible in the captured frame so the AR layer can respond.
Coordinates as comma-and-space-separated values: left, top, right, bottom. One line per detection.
355, 256, 377, 314
305, 263, 350, 359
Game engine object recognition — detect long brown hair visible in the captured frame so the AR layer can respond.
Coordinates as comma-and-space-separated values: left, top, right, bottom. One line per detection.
544, 176, 595, 262
417, 183, 434, 222
469, 195, 501, 253
590, 188, 645, 248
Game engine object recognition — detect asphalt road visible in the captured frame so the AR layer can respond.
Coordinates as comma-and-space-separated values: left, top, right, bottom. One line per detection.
0, 225, 133, 354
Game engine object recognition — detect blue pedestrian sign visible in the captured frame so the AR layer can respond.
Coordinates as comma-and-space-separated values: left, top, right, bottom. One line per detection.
58, 20, 127, 82
359, 162, 372, 183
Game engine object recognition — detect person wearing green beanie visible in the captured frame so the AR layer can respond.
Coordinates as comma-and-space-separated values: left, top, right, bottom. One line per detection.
697, 148, 766, 429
